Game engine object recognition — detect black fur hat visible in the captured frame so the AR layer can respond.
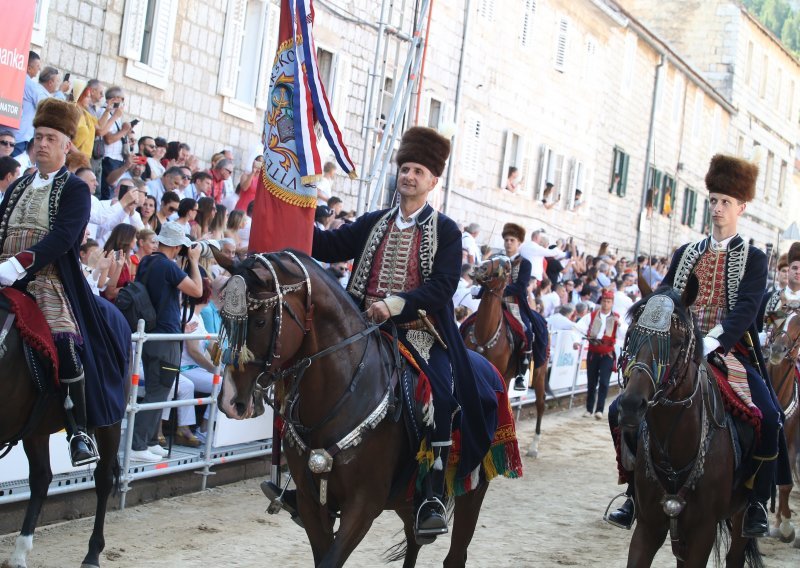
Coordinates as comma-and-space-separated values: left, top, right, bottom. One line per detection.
32, 98, 82, 140
788, 242, 800, 266
704, 154, 758, 203
395, 126, 450, 177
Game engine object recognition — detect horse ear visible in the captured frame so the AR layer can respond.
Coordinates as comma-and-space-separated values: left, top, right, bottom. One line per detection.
682, 274, 699, 308
211, 245, 236, 273
638, 267, 653, 298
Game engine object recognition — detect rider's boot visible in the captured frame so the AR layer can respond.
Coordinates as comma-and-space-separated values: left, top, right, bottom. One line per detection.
742, 458, 775, 538
56, 338, 98, 467
605, 481, 636, 529
415, 442, 450, 544
260, 480, 304, 528
515, 349, 532, 390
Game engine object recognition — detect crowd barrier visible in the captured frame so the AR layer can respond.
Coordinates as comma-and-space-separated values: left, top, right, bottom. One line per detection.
0, 327, 604, 509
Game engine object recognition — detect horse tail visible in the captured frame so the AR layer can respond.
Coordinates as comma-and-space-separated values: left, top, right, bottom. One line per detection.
713, 520, 730, 568
742, 537, 763, 568
112, 455, 122, 496
384, 537, 407, 563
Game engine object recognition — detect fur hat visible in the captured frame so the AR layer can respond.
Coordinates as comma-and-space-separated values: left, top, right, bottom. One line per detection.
601, 289, 615, 301
788, 242, 800, 266
704, 154, 758, 203
777, 253, 789, 270
501, 222, 525, 242
395, 126, 450, 177
32, 98, 82, 140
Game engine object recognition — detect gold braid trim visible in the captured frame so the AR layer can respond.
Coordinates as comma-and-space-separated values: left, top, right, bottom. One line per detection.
261, 168, 317, 209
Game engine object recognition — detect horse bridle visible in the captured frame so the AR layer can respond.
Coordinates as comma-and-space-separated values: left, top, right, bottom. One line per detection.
766, 310, 800, 363
469, 257, 511, 353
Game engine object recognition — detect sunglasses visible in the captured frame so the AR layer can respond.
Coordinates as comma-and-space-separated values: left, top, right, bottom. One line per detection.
223, 169, 233, 175
0, 140, 14, 148
182, 175, 191, 180
167, 206, 177, 213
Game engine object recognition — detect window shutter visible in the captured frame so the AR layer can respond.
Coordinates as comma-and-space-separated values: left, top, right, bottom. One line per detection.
689, 191, 697, 228
500, 130, 513, 187
537, 144, 551, 200
478, 0, 495, 21
522, 137, 534, 196
520, 0, 536, 48
149, 0, 179, 76
329, 53, 352, 124
461, 113, 482, 181
618, 153, 629, 197
554, 17, 569, 72
256, 2, 280, 109
219, 0, 248, 98
119, 0, 148, 60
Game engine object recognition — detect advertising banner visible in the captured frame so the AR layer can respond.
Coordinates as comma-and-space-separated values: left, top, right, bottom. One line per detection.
0, 1, 35, 129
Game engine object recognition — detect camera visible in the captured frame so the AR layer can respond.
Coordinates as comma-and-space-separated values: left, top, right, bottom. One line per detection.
181, 239, 219, 260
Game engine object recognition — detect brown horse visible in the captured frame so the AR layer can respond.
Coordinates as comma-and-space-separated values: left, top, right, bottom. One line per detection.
213, 251, 503, 568
617, 285, 762, 567
461, 257, 547, 458
764, 307, 800, 544
0, 306, 121, 568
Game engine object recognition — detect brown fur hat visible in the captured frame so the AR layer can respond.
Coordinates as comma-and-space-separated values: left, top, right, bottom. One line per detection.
777, 253, 789, 270
502, 222, 526, 242
704, 154, 758, 203
32, 98, 82, 140
395, 126, 450, 177
788, 242, 800, 266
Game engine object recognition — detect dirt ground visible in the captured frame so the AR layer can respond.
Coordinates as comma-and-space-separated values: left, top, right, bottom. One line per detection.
1, 407, 798, 567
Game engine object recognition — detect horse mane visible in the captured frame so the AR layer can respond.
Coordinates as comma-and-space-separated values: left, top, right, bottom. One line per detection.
628, 286, 702, 354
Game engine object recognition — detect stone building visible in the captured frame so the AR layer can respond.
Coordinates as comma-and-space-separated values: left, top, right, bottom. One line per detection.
29, 0, 798, 256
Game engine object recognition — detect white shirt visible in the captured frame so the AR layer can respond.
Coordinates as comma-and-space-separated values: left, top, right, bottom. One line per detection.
784, 287, 800, 302
462, 232, 481, 264
540, 291, 560, 318
395, 204, 426, 230
546, 312, 575, 332
710, 234, 736, 251
316, 176, 333, 205
453, 278, 481, 313
574, 310, 627, 349
519, 240, 566, 280
104, 120, 125, 161
147, 157, 165, 179
613, 290, 633, 318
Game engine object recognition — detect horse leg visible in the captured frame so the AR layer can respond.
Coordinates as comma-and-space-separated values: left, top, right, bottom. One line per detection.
394, 507, 421, 568
8, 435, 52, 568
526, 367, 545, 458
773, 484, 796, 543
80, 424, 121, 568
296, 490, 335, 566
680, 522, 717, 568
625, 521, 667, 568
443, 481, 490, 568
318, 499, 384, 568
726, 513, 750, 568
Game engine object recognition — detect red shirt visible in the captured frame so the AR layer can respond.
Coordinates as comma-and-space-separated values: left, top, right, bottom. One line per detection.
208, 169, 226, 204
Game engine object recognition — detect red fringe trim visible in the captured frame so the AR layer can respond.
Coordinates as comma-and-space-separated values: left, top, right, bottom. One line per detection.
1, 288, 58, 383
708, 363, 762, 440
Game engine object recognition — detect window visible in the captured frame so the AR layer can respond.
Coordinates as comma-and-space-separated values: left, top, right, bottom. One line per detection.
691, 89, 703, 141
381, 77, 394, 128
583, 36, 598, 83
646, 165, 662, 213
313, 45, 352, 159
119, 0, 179, 89
554, 17, 569, 72
778, 160, 787, 206
500, 130, 525, 189
671, 74, 684, 124
681, 187, 698, 227
759, 54, 768, 98
787, 80, 795, 121
520, 0, 536, 48
478, 0, 495, 21
568, 160, 584, 210
461, 112, 482, 181
427, 98, 443, 129
710, 106, 722, 151
776, 67, 783, 107
701, 198, 712, 234
737, 135, 745, 156
537, 144, 553, 200
660, 173, 675, 216
654, 66, 666, 115
621, 32, 637, 95
609, 147, 629, 197
763, 151, 774, 201
30, 0, 51, 47
745, 41, 754, 86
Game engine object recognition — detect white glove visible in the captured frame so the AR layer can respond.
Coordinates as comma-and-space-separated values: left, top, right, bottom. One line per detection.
702, 336, 721, 357
470, 285, 481, 297
0, 258, 25, 286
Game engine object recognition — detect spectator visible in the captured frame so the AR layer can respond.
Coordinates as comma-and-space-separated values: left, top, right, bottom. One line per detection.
325, 261, 349, 287
462, 222, 481, 264
135, 136, 157, 180
565, 279, 580, 304
37, 66, 65, 99
547, 303, 576, 331
505, 166, 520, 192
192, 197, 216, 240
239, 200, 254, 250
79, 238, 113, 296
208, 204, 227, 240
72, 80, 113, 159
146, 166, 183, 205
100, 86, 131, 199
178, 165, 195, 199
150, 137, 167, 177
138, 194, 160, 232
225, 209, 247, 247
210, 238, 237, 279
10, 52, 43, 157
613, 278, 634, 317
0, 129, 16, 158
0, 157, 20, 195
317, 161, 336, 204
573, 189, 584, 209
235, 154, 263, 211
133, 227, 158, 267
596, 261, 612, 288
85, 79, 106, 118
156, 191, 180, 227
208, 158, 233, 204
541, 183, 557, 209
539, 277, 560, 318
453, 263, 481, 313
314, 205, 334, 230
100, 223, 138, 302
575, 302, 589, 320
520, 230, 567, 281
327, 196, 343, 217
129, 222, 202, 462
190, 171, 213, 199
175, 198, 198, 235
162, 141, 183, 168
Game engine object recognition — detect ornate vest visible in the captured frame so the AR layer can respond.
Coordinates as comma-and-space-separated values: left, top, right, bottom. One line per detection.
364, 220, 422, 307
587, 309, 619, 355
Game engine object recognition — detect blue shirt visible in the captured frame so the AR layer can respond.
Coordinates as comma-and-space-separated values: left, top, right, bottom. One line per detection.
12, 76, 47, 143
135, 252, 188, 333
200, 302, 222, 335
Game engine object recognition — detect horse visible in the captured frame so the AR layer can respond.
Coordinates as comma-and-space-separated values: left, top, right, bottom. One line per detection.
0, 305, 121, 568
763, 306, 800, 544
213, 250, 512, 568
460, 257, 547, 458
617, 283, 763, 567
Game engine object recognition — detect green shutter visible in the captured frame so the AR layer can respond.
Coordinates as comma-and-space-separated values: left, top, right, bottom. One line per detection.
689, 190, 697, 228
618, 153, 629, 196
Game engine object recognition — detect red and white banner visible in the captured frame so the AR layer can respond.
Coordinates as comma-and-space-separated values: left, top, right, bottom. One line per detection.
0, 1, 35, 129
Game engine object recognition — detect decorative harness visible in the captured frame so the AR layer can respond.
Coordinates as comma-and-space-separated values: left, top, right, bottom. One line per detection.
220, 252, 395, 506
468, 257, 512, 354
621, 294, 724, 560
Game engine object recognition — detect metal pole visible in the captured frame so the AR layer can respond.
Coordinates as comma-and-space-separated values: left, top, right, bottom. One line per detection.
569, 340, 585, 410
634, 54, 665, 261
119, 319, 146, 510
442, 0, 471, 215
200, 368, 222, 491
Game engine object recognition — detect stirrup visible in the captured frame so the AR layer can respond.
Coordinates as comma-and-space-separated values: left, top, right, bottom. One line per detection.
69, 431, 99, 467
741, 502, 769, 538
260, 479, 304, 528
603, 492, 635, 530
415, 496, 448, 538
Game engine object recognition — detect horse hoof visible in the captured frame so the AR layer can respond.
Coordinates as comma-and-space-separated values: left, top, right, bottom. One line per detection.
526, 434, 540, 458
778, 520, 795, 543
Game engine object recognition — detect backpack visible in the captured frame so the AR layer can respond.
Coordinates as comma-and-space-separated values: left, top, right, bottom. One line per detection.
91, 135, 105, 160
116, 257, 168, 332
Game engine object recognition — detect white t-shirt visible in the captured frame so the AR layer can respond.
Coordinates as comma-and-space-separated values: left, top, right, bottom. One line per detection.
104, 120, 125, 161
461, 232, 481, 264
540, 290, 561, 318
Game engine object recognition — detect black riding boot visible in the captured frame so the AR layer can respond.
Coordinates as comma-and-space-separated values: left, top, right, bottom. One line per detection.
415, 443, 450, 544
605, 481, 636, 529
515, 350, 532, 390
742, 459, 775, 538
56, 338, 98, 467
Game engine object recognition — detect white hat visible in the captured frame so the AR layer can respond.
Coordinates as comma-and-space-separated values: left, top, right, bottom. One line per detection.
157, 222, 192, 247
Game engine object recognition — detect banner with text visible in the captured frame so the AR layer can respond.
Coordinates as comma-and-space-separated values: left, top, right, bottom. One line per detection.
0, 1, 35, 129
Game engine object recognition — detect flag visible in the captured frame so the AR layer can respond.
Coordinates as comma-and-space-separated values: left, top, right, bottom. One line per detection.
0, 1, 35, 129
249, 0, 356, 254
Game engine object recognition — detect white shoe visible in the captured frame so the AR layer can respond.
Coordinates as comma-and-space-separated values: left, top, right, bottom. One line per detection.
129, 449, 162, 462
195, 430, 207, 444
147, 445, 169, 457
594, 412, 603, 420
582, 411, 592, 418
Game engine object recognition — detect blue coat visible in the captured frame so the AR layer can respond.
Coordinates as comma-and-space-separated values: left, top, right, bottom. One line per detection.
312, 204, 498, 477
0, 168, 128, 427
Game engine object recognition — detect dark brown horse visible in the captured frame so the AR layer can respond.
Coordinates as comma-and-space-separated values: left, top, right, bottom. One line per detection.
0, 306, 121, 568
617, 285, 762, 567
764, 307, 800, 544
213, 251, 497, 568
461, 257, 547, 458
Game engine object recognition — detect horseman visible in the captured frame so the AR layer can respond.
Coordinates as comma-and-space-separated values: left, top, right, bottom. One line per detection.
312, 126, 497, 541
606, 154, 789, 538
499, 222, 542, 390
0, 99, 127, 467
761, 243, 800, 339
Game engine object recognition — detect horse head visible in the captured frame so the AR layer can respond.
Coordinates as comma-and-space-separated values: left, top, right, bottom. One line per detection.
211, 249, 312, 420
617, 277, 701, 431
473, 256, 511, 293
765, 307, 800, 366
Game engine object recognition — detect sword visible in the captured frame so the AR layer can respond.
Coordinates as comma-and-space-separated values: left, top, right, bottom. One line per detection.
743, 331, 765, 378
418, 309, 447, 350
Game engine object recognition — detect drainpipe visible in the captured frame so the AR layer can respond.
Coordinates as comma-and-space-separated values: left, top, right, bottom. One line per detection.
634, 54, 665, 261
442, 0, 471, 215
